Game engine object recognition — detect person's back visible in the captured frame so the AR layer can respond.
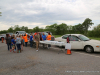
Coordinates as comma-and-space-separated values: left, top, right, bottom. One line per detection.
30, 35, 33, 41
16, 37, 21, 44
5, 36, 11, 44
24, 35, 28, 42
5, 34, 12, 51
11, 38, 15, 45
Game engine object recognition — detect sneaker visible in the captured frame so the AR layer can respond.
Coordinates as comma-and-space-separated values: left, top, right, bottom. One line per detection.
36, 50, 38, 51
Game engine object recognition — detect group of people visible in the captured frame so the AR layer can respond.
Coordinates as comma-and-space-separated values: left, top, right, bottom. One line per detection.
5, 33, 27, 53
5, 32, 52, 53
30, 32, 51, 51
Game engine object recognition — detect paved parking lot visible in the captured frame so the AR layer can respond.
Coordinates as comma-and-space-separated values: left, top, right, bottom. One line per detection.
0, 41, 100, 75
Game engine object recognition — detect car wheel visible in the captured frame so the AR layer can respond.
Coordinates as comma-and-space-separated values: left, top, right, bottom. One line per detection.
85, 46, 94, 53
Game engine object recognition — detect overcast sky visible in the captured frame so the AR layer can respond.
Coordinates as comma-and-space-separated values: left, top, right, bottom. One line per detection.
0, 0, 100, 31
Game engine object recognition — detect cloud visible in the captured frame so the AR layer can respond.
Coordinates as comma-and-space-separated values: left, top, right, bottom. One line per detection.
0, 0, 100, 31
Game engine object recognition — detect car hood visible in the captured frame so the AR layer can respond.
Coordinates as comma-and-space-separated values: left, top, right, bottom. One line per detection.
86, 39, 100, 45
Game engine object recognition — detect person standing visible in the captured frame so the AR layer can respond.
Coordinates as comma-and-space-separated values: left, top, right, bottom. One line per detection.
46, 32, 51, 49
16, 35, 21, 53
22, 34, 25, 46
20, 35, 24, 51
42, 33, 46, 41
5, 34, 12, 51
11, 37, 16, 53
34, 32, 40, 51
24, 33, 28, 47
30, 33, 33, 47
42, 33, 47, 48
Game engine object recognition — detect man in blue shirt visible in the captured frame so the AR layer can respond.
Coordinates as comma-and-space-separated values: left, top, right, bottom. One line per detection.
42, 33, 47, 48
30, 33, 33, 47
42, 33, 46, 41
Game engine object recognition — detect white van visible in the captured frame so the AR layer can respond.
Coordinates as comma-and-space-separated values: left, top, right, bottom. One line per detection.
16, 31, 26, 35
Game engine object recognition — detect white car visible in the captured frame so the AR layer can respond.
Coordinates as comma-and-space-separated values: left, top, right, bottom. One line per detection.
55, 34, 100, 53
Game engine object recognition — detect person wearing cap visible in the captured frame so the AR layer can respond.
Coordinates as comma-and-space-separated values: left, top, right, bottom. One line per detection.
34, 32, 40, 51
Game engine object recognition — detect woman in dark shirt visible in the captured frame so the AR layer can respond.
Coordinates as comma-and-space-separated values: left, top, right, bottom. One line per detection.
5, 34, 12, 51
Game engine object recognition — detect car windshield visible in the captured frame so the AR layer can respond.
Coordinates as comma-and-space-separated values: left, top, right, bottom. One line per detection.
18, 31, 25, 34
78, 35, 90, 41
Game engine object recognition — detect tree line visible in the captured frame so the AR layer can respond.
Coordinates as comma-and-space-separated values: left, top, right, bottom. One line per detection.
0, 18, 100, 37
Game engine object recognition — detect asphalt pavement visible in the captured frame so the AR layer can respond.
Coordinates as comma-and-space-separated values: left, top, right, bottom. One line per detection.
0, 41, 100, 75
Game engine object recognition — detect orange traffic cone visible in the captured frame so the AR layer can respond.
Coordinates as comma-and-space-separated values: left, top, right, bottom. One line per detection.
66, 49, 71, 54
2, 38, 4, 43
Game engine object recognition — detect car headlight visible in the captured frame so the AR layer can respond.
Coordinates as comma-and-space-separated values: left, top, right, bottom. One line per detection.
96, 46, 100, 48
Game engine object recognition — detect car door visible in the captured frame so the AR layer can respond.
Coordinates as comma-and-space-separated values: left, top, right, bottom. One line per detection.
69, 35, 83, 49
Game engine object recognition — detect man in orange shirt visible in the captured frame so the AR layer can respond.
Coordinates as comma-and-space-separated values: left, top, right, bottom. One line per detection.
24, 33, 28, 47
46, 32, 51, 49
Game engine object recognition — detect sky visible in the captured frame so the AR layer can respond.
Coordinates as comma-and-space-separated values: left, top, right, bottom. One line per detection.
0, 0, 100, 31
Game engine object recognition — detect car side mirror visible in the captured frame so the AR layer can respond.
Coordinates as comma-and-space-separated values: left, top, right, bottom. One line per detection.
62, 37, 64, 39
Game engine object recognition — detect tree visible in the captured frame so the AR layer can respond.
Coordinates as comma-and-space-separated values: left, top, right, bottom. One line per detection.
20, 26, 25, 31
45, 23, 57, 35
91, 24, 100, 37
82, 18, 94, 35
33, 26, 40, 32
72, 23, 84, 34
14, 25, 21, 32
39, 27, 44, 32
24, 27, 28, 32
0, 30, 8, 34
8, 27, 13, 33
28, 29, 33, 33
56, 23, 67, 35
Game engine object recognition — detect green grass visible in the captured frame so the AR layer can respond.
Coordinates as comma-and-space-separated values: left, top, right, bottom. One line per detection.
53, 35, 100, 41
89, 37, 100, 41
53, 35, 62, 38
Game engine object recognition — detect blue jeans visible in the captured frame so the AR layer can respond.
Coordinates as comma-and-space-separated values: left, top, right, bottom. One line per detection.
7, 43, 12, 50
16, 44, 21, 50
25, 42, 27, 47
30, 41, 33, 47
